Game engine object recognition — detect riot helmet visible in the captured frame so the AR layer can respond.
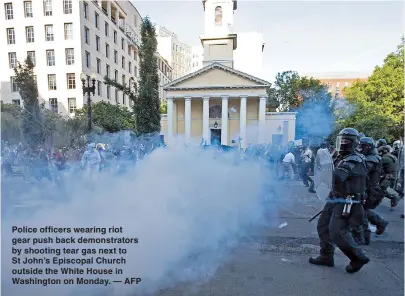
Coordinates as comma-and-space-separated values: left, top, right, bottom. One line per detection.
376, 139, 387, 148
336, 128, 360, 154
393, 140, 401, 150
357, 137, 375, 155
377, 145, 390, 155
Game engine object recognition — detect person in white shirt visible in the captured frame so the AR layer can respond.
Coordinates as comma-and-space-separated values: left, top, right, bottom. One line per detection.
282, 150, 295, 180
81, 143, 101, 180
300, 145, 314, 191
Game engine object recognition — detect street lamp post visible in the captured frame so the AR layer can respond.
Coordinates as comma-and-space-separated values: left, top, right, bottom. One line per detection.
80, 72, 96, 133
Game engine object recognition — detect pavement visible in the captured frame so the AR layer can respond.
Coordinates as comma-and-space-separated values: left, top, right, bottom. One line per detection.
1, 178, 404, 296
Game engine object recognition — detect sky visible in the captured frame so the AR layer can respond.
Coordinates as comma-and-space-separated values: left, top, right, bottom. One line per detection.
132, 0, 404, 82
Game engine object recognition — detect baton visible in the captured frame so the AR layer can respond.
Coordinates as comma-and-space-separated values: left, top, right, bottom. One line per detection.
308, 210, 322, 222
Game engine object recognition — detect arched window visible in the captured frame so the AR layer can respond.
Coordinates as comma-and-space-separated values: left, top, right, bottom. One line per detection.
215, 6, 222, 26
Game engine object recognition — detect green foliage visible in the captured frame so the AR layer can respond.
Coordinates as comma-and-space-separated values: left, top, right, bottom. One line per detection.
1, 102, 23, 145
160, 99, 167, 114
75, 101, 136, 133
266, 71, 327, 111
136, 16, 161, 134
14, 57, 44, 149
104, 76, 138, 105
338, 38, 404, 142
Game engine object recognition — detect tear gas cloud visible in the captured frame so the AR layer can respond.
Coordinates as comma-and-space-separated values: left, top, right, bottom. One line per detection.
2, 141, 279, 296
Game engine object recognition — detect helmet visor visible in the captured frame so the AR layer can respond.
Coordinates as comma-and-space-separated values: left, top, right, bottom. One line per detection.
336, 136, 355, 153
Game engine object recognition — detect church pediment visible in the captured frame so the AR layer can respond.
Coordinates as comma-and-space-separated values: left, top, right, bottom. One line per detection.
163, 63, 270, 90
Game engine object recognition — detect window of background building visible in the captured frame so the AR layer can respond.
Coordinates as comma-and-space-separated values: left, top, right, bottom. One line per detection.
85, 51, 90, 68
122, 74, 125, 85
65, 48, 74, 65
8, 52, 17, 69
114, 50, 118, 64
10, 76, 18, 92
48, 74, 57, 90
97, 81, 101, 96
134, 66, 137, 77
67, 73, 76, 89
134, 51, 137, 61
7, 28, 15, 44
105, 22, 109, 36
128, 45, 131, 56
24, 1, 33, 17
46, 50, 55, 66
106, 64, 110, 78
97, 58, 101, 74
106, 85, 110, 99
115, 89, 118, 103
12, 99, 21, 106
64, 23, 73, 40
113, 30, 117, 43
49, 98, 58, 113
122, 94, 125, 105
4, 3, 13, 20
63, 0, 72, 14
26, 26, 35, 43
96, 35, 100, 51
344, 81, 349, 87
105, 43, 110, 58
27, 51, 36, 66
84, 26, 90, 44
68, 98, 76, 113
128, 61, 132, 74
121, 56, 125, 69
121, 38, 124, 50
114, 70, 118, 81
83, 2, 88, 19
43, 0, 53, 16
95, 12, 99, 29
45, 25, 54, 41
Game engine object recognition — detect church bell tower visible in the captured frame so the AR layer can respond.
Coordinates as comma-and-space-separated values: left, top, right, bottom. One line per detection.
200, 0, 238, 68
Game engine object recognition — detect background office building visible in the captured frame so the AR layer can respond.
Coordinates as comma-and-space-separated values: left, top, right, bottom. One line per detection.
0, 0, 142, 116
155, 25, 192, 80
157, 53, 173, 101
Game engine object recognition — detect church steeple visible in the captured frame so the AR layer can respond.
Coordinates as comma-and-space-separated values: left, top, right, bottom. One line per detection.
200, 0, 238, 68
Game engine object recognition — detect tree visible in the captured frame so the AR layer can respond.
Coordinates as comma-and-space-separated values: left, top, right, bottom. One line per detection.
160, 99, 167, 114
75, 101, 136, 133
136, 17, 161, 134
14, 57, 44, 149
266, 71, 327, 111
1, 102, 23, 145
339, 38, 404, 142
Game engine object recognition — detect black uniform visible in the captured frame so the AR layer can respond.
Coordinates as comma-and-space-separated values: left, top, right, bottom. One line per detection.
379, 147, 400, 207
309, 128, 370, 273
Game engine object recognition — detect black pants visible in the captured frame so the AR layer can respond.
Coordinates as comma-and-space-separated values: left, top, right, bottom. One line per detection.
317, 202, 367, 261
364, 209, 385, 238
301, 162, 313, 187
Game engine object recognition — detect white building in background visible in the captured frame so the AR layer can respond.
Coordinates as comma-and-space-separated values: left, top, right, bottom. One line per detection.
155, 25, 192, 80
233, 32, 265, 79
0, 0, 142, 116
156, 53, 173, 100
191, 46, 204, 73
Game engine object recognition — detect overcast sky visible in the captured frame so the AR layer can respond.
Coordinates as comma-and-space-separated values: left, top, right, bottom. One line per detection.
132, 0, 404, 81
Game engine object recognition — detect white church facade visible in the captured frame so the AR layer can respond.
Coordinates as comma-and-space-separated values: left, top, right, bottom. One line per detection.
160, 0, 296, 148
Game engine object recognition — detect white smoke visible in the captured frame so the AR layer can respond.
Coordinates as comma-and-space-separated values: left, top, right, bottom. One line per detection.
2, 143, 273, 296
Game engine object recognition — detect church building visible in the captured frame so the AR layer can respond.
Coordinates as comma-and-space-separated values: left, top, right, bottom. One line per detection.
160, 0, 296, 148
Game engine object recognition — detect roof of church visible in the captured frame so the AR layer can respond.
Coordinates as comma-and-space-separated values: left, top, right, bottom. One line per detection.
202, 0, 237, 10
163, 62, 271, 90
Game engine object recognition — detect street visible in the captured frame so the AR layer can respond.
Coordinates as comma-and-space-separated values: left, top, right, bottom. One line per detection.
1, 178, 403, 296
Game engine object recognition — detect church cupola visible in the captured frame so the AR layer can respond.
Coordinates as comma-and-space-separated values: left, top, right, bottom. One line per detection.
200, 0, 238, 68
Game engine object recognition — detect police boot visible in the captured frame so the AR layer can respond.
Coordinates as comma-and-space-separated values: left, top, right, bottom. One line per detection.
345, 253, 370, 274
375, 220, 389, 235
309, 255, 334, 267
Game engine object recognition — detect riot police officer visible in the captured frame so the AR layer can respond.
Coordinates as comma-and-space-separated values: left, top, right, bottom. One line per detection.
309, 128, 369, 273
376, 139, 387, 148
378, 145, 400, 207
356, 137, 388, 245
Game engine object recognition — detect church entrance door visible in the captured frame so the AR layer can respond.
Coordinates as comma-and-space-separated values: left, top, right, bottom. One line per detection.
211, 129, 221, 146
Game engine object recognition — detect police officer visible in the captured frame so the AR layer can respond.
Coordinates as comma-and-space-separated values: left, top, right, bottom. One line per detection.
376, 139, 387, 148
378, 145, 400, 207
392, 140, 404, 198
309, 128, 369, 273
356, 137, 388, 245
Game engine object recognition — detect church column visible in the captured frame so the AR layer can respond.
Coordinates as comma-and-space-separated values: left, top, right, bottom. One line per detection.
167, 97, 174, 146
203, 97, 210, 145
258, 97, 266, 143
240, 96, 247, 149
221, 96, 229, 146
185, 97, 191, 144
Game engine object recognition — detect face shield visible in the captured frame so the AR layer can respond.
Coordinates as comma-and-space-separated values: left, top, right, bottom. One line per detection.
336, 136, 354, 153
